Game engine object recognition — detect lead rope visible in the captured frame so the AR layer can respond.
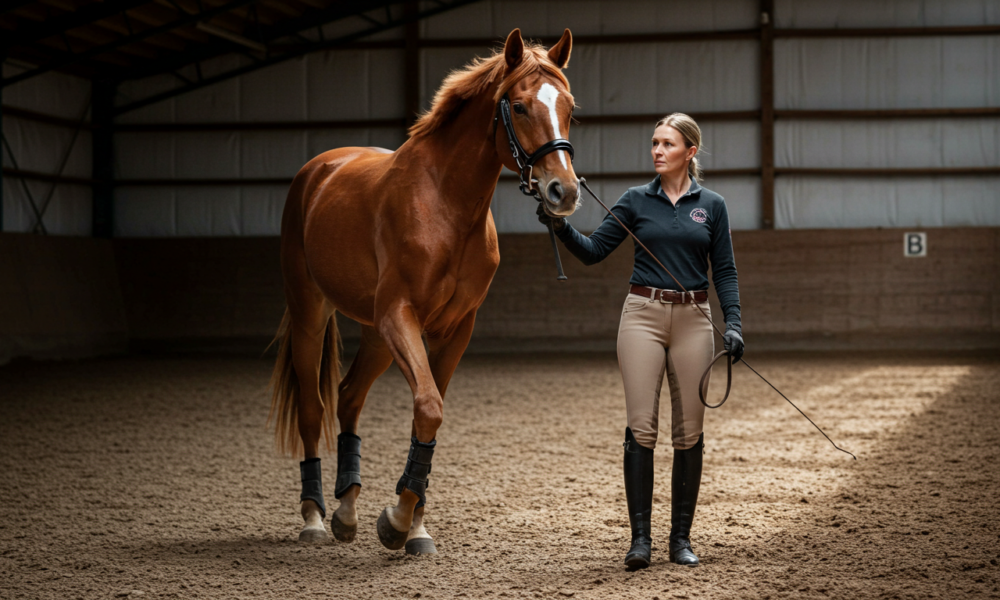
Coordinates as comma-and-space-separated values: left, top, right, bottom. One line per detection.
577, 178, 856, 460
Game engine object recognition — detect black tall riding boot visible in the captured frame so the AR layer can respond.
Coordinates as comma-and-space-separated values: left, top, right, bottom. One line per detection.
623, 427, 654, 570
669, 433, 704, 566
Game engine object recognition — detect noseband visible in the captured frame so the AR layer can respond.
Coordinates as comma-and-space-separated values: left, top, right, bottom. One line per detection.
494, 93, 575, 199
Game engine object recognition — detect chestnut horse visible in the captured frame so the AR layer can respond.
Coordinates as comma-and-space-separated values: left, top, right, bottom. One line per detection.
269, 28, 579, 554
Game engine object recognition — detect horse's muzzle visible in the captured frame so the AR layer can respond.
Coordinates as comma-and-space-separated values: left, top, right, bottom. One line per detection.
541, 178, 580, 217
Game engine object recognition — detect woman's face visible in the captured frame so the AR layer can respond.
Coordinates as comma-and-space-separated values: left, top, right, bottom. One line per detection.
651, 124, 696, 177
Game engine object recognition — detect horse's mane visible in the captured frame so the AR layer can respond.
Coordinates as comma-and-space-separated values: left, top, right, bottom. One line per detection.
408, 43, 570, 139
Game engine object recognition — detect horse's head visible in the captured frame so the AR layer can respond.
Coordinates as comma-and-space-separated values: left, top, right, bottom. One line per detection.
495, 28, 579, 218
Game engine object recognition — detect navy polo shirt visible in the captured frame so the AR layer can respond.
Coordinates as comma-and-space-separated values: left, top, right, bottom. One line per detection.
555, 175, 741, 329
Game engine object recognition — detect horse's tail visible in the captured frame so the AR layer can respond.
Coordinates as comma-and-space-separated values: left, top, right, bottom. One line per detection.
267, 308, 341, 457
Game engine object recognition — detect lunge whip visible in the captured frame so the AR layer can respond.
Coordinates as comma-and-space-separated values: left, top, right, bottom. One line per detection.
575, 177, 856, 460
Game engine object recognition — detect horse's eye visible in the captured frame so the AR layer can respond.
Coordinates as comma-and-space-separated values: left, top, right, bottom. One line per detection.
513, 103, 527, 115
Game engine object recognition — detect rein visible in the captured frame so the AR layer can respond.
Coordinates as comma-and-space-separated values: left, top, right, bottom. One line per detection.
494, 92, 574, 280
576, 177, 856, 460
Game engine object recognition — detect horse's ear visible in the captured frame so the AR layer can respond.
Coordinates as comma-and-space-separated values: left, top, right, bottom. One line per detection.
504, 28, 525, 71
548, 29, 572, 69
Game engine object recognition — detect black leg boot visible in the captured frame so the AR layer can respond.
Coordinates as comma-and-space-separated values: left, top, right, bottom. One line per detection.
623, 428, 654, 570
669, 433, 704, 566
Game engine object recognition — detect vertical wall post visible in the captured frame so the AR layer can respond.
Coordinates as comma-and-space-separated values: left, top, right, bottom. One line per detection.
760, 0, 775, 229
0, 68, 4, 233
403, 1, 420, 128
91, 80, 115, 238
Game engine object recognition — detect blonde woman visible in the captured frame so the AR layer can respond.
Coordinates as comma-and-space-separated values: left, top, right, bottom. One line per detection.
539, 114, 743, 569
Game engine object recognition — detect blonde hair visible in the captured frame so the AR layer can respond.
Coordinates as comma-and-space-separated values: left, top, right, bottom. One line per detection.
654, 113, 703, 181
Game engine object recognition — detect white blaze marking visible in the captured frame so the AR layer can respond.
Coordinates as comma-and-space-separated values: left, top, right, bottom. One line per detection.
536, 82, 568, 169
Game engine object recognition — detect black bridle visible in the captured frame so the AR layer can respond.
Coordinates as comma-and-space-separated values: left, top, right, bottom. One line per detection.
494, 93, 575, 198
493, 91, 576, 280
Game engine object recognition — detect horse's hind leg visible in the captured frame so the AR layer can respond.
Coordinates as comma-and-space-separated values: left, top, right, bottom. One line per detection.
289, 304, 335, 542
329, 325, 393, 542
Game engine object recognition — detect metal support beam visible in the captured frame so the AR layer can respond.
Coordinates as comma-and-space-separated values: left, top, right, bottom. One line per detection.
404, 1, 420, 128
112, 0, 482, 117
92, 82, 115, 238
759, 0, 775, 230
1, 0, 257, 88
116, 0, 401, 82
0, 73, 3, 232
1, 0, 152, 50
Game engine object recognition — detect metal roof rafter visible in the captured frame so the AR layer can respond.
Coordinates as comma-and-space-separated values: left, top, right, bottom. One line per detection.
115, 0, 401, 81
112, 0, 482, 116
1, 0, 258, 88
1, 0, 152, 50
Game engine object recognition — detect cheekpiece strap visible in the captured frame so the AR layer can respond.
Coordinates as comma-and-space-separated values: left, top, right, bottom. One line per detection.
497, 93, 576, 199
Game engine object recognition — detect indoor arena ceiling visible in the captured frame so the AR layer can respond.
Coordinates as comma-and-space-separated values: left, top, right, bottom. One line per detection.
1, 0, 480, 88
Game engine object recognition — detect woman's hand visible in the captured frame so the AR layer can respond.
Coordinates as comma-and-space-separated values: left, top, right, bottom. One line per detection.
723, 326, 744, 363
536, 203, 566, 232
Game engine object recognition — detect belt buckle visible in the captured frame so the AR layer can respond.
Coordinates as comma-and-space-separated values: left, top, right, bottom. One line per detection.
658, 289, 672, 304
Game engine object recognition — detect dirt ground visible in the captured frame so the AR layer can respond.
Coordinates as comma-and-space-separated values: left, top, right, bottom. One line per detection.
1, 351, 998, 600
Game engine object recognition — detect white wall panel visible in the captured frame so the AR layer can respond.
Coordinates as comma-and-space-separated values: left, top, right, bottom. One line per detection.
116, 74, 179, 124
776, 176, 1000, 229
775, 0, 1000, 28
241, 59, 307, 122
942, 179, 1000, 225
776, 36, 1000, 109
38, 186, 93, 236
177, 132, 240, 178
240, 186, 286, 236
2, 180, 92, 237
115, 187, 176, 237
2, 64, 92, 235
586, 41, 758, 115
704, 176, 761, 231
240, 132, 306, 179
1, 62, 91, 119
776, 119, 1000, 168
175, 57, 244, 122
2, 117, 91, 177
116, 132, 174, 179
176, 187, 241, 236
116, 187, 260, 237
306, 49, 406, 120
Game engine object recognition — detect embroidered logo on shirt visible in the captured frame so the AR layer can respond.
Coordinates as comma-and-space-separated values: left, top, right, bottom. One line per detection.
690, 208, 708, 223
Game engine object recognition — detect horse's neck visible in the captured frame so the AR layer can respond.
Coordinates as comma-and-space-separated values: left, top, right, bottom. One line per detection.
403, 94, 504, 228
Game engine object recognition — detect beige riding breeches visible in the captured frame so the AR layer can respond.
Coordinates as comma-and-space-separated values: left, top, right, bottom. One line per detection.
617, 292, 714, 450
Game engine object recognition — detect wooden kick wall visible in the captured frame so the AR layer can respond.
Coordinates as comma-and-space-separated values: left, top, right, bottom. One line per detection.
111, 228, 1000, 354
2, 228, 996, 364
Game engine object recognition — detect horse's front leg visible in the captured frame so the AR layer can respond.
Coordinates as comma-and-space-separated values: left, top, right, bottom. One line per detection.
401, 311, 479, 555
374, 302, 447, 551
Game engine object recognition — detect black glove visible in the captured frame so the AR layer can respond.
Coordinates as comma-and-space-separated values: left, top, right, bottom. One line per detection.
536, 202, 566, 232
723, 326, 744, 363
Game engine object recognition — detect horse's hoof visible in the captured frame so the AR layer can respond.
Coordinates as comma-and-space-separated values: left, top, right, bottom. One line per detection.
376, 508, 408, 550
330, 512, 357, 543
405, 537, 437, 555
298, 525, 329, 543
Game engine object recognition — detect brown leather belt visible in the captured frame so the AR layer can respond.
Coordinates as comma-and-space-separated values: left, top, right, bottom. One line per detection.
629, 284, 708, 304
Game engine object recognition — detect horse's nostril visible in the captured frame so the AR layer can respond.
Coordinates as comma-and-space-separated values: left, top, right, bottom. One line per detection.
547, 180, 564, 203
